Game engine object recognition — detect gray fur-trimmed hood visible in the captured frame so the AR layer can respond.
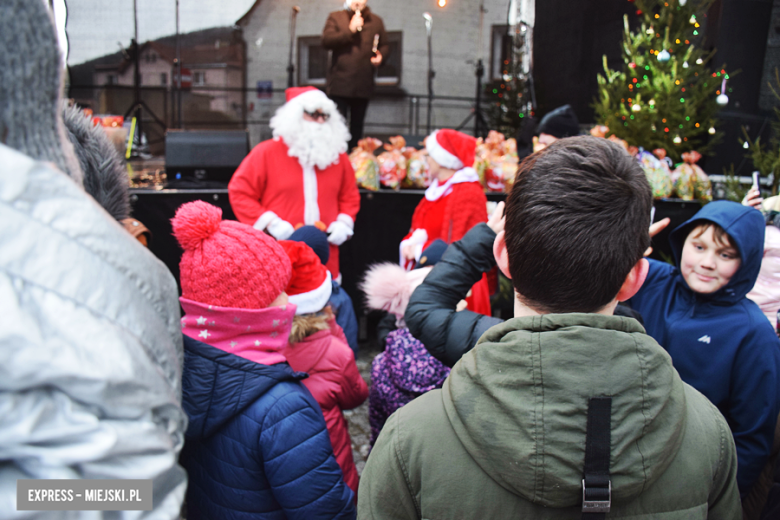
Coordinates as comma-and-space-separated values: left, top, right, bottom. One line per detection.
62, 104, 130, 221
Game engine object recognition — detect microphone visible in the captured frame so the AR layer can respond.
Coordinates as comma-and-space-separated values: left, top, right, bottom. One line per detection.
423, 12, 432, 32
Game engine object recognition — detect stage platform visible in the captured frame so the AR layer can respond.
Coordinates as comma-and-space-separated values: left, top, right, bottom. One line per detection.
129, 186, 703, 342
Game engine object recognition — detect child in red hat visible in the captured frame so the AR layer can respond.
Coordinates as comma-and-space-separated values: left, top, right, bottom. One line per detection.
172, 200, 355, 520
279, 240, 369, 495
400, 128, 490, 315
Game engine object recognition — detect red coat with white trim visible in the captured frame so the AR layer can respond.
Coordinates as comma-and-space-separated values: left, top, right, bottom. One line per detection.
228, 138, 361, 277
403, 181, 491, 315
406, 181, 488, 247
282, 330, 369, 494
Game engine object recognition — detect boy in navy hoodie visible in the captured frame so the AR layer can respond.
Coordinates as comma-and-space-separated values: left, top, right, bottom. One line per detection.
630, 200, 780, 499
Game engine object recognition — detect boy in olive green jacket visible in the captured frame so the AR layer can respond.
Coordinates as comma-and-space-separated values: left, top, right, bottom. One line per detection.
358, 136, 741, 519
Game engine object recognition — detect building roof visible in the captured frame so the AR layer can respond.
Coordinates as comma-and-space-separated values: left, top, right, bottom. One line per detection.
236, 0, 263, 27
69, 26, 244, 84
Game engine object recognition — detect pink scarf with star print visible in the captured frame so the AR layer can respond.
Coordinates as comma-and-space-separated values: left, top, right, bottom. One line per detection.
180, 297, 296, 366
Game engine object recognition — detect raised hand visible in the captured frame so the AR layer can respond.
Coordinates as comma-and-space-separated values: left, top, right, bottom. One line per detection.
349, 11, 364, 33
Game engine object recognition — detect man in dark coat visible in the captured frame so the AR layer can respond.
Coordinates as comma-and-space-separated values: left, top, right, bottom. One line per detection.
322, 0, 388, 150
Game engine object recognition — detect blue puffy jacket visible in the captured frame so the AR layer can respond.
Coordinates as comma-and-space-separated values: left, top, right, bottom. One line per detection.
630, 200, 780, 496
180, 335, 356, 519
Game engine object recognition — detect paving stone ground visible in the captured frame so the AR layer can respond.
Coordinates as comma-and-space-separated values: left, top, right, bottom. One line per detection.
345, 344, 382, 476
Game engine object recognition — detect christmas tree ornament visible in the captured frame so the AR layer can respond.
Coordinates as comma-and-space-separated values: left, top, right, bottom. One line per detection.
689, 15, 696, 24
679, 0, 687, 6
696, 58, 703, 65
647, 26, 654, 35
632, 104, 641, 112
683, 61, 689, 68
743, 141, 750, 149
649, 99, 656, 105
629, 62, 637, 69
708, 127, 716, 135
657, 49, 671, 62
716, 77, 729, 106
673, 135, 682, 144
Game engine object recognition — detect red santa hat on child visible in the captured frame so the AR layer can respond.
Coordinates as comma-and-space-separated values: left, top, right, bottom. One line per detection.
279, 240, 333, 315
284, 86, 335, 113
425, 129, 477, 171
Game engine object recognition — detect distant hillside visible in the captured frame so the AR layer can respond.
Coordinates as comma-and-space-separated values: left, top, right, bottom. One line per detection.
69, 26, 242, 87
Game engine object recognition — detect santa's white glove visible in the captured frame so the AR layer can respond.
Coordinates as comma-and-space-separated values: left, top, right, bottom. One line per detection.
327, 220, 354, 246
266, 217, 295, 241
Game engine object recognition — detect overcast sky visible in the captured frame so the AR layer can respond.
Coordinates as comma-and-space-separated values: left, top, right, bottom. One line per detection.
64, 0, 256, 65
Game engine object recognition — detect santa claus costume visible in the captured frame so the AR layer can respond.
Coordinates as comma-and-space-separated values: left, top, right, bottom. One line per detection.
400, 129, 491, 315
228, 86, 360, 280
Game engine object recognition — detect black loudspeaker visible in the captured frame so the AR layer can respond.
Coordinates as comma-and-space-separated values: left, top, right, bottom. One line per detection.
165, 130, 250, 184
129, 189, 236, 288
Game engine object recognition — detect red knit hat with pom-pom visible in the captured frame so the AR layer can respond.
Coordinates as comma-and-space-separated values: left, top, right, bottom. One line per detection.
172, 200, 291, 309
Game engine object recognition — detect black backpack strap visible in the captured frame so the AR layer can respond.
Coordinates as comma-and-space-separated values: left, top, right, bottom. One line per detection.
582, 397, 612, 520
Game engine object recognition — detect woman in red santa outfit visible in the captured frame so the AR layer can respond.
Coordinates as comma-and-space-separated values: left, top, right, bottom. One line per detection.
400, 129, 491, 315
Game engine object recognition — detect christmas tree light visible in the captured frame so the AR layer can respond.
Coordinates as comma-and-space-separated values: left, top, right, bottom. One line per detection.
594, 0, 728, 161
483, 21, 530, 137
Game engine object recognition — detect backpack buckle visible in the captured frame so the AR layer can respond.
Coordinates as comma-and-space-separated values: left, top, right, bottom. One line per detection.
581, 478, 611, 513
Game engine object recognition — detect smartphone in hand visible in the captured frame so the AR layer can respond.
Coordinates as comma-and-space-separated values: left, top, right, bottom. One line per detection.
372, 33, 380, 54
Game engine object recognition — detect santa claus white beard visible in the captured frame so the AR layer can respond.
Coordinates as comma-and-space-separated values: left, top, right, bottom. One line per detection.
274, 116, 349, 170
284, 120, 347, 170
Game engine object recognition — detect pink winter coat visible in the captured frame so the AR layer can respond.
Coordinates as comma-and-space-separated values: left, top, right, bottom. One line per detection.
747, 225, 780, 329
282, 330, 368, 493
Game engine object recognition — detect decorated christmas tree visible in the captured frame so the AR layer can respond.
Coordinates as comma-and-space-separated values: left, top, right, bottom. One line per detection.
483, 25, 531, 138
742, 70, 780, 196
594, 0, 730, 162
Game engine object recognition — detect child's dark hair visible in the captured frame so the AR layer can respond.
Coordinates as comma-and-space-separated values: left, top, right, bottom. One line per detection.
504, 136, 652, 313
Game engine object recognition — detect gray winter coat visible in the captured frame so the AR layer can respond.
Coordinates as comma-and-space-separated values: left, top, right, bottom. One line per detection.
0, 144, 188, 518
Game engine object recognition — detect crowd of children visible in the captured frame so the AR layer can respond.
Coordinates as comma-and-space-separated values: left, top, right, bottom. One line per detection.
4, 3, 780, 517
168, 129, 780, 519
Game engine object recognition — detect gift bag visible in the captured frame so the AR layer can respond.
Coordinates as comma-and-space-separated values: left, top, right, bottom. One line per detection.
377, 136, 408, 190
476, 131, 518, 192
637, 149, 673, 199
673, 151, 711, 202
403, 147, 430, 189
590, 125, 610, 138
349, 137, 382, 191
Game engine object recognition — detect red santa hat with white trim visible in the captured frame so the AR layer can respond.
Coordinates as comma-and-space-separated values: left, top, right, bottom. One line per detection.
279, 240, 333, 315
425, 129, 477, 171
284, 86, 337, 114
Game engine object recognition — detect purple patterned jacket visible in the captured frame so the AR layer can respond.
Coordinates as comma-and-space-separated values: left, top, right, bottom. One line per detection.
369, 327, 450, 445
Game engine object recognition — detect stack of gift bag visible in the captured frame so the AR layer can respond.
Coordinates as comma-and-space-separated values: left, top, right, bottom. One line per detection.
590, 125, 712, 201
